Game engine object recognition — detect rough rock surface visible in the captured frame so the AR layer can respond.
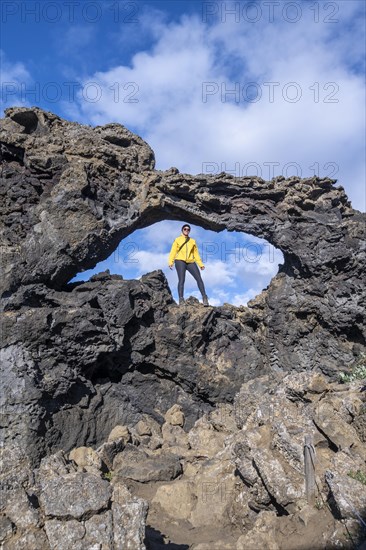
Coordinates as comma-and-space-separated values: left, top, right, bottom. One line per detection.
132, 373, 366, 548
0, 447, 147, 549
1, 107, 365, 467
1, 107, 365, 547
1, 373, 365, 548
112, 444, 182, 482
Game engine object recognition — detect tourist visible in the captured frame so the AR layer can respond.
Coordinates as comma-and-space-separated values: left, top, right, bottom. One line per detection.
168, 224, 209, 306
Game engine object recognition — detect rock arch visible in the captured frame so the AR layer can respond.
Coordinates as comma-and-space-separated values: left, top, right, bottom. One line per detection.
1, 107, 365, 463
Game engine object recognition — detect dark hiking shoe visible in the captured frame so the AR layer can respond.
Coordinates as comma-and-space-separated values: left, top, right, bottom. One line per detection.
179, 297, 185, 306
202, 295, 209, 306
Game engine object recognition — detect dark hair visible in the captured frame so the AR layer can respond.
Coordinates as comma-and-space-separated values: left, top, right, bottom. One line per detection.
182, 224, 191, 231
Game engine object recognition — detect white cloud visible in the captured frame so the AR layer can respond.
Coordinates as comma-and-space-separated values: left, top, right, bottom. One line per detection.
135, 220, 185, 253
125, 250, 167, 275
0, 51, 32, 111
231, 289, 261, 307
69, 3, 365, 210
202, 259, 235, 287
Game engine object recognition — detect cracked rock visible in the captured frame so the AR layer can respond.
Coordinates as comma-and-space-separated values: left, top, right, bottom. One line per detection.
39, 472, 111, 519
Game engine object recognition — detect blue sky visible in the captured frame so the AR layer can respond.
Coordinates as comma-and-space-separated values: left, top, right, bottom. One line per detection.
1, 0, 365, 305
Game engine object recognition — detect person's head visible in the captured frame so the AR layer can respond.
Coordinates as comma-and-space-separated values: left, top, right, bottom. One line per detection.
181, 224, 191, 236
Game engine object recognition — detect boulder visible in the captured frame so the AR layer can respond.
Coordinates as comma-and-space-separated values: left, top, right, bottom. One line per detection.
236, 511, 280, 550
113, 444, 182, 482
314, 401, 362, 451
111, 482, 148, 550
39, 472, 111, 518
152, 480, 196, 521
98, 439, 128, 471
252, 449, 304, 513
188, 417, 227, 458
161, 423, 189, 450
326, 471, 366, 519
69, 446, 102, 472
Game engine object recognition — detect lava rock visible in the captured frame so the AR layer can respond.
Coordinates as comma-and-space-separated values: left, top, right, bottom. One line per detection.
113, 444, 182, 482
1, 107, 365, 485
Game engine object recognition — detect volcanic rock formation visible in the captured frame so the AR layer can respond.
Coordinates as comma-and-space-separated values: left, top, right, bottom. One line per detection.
1, 106, 365, 459
0, 107, 365, 549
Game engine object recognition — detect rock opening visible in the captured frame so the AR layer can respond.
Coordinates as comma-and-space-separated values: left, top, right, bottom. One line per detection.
1, 107, 365, 466
70, 221, 284, 307
1, 106, 365, 550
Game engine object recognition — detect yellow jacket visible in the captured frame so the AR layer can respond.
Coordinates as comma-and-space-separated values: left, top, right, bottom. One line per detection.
168, 236, 204, 268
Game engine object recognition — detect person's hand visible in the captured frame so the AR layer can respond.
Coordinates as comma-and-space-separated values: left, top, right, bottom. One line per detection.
200, 266, 205, 270
169, 264, 174, 270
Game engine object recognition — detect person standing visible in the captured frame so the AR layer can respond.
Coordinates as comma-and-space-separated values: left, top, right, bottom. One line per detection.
168, 224, 209, 306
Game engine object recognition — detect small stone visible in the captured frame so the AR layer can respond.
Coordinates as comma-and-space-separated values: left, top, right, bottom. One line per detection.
135, 420, 152, 436
108, 425, 130, 443
148, 435, 163, 450
306, 373, 329, 393
39, 450, 77, 479
164, 404, 185, 426
97, 439, 126, 471
162, 423, 189, 449
188, 418, 226, 458
69, 446, 102, 472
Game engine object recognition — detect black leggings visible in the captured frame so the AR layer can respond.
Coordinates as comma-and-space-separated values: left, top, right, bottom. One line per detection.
175, 260, 207, 298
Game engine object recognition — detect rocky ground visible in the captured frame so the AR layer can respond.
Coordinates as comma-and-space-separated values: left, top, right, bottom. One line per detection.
1, 107, 365, 548
1, 370, 365, 549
